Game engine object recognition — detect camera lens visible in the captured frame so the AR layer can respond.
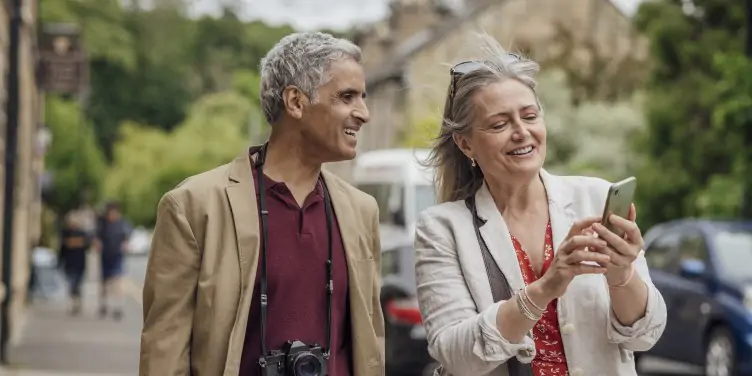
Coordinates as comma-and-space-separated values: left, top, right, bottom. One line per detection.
292, 352, 322, 376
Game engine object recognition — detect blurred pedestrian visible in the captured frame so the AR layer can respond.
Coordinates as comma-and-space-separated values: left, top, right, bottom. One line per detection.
413, 33, 667, 376
58, 212, 92, 315
140, 32, 384, 376
95, 201, 132, 320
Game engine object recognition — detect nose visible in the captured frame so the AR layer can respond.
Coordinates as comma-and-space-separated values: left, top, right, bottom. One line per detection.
353, 99, 370, 124
511, 119, 530, 141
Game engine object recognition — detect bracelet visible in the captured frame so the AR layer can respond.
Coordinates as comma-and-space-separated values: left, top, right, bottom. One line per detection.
516, 294, 540, 321
609, 264, 635, 288
516, 288, 543, 321
523, 286, 546, 312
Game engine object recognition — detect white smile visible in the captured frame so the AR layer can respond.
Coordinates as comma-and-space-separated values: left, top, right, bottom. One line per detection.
344, 128, 357, 138
508, 145, 533, 155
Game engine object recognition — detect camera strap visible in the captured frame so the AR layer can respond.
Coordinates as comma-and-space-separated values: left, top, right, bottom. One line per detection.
254, 143, 335, 362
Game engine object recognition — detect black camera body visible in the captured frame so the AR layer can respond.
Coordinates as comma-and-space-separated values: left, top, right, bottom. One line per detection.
259, 340, 329, 376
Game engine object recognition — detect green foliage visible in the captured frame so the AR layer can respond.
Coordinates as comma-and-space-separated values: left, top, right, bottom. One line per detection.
104, 91, 257, 226
633, 0, 752, 229
40, 0, 293, 160
537, 71, 645, 181
38, 0, 302, 223
43, 96, 108, 214
40, 0, 137, 70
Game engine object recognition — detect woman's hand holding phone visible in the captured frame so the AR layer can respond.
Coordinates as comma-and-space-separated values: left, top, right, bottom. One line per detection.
534, 217, 611, 301
590, 203, 645, 286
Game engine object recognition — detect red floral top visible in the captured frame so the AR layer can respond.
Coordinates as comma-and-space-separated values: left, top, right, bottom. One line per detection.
510, 220, 569, 376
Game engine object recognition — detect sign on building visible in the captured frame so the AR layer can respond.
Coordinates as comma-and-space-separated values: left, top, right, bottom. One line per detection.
38, 23, 87, 95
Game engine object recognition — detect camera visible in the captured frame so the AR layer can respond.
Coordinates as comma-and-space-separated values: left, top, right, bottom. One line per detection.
259, 340, 329, 376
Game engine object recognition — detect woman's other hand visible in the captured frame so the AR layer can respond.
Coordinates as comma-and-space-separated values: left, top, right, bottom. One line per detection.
534, 217, 610, 301
592, 203, 645, 286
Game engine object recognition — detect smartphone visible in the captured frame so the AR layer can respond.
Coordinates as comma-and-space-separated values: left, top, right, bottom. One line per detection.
600, 176, 637, 237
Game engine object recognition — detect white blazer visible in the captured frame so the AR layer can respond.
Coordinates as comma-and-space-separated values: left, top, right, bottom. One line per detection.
414, 170, 667, 376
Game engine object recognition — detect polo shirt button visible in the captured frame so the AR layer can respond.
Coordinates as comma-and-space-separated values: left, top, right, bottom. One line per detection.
571, 368, 584, 376
561, 323, 576, 334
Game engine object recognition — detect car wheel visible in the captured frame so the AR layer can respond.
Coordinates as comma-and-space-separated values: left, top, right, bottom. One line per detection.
705, 327, 736, 376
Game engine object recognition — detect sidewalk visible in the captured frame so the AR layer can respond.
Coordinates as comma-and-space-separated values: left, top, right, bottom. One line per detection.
0, 263, 141, 376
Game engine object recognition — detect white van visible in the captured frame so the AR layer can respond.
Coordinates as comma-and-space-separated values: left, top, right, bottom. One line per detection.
352, 149, 436, 246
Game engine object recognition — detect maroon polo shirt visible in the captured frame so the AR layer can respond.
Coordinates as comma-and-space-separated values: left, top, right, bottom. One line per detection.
239, 165, 352, 376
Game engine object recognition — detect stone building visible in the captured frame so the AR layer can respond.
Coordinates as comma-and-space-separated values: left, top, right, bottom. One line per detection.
0, 0, 45, 357
326, 0, 648, 180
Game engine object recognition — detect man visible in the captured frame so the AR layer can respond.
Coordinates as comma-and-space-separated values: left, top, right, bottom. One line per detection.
96, 201, 132, 320
140, 32, 385, 376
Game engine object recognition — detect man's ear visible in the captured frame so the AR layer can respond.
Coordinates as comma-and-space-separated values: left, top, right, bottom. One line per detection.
452, 132, 473, 160
282, 86, 307, 120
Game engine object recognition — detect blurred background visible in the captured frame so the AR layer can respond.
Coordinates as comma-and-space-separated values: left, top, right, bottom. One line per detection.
0, 0, 750, 375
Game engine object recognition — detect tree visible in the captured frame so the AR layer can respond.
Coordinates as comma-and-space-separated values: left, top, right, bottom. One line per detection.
43, 96, 108, 214
104, 91, 258, 226
632, 0, 751, 229
40, 0, 294, 159
536, 71, 645, 181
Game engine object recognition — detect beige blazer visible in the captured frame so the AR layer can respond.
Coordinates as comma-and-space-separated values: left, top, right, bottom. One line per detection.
139, 148, 385, 376
414, 170, 667, 376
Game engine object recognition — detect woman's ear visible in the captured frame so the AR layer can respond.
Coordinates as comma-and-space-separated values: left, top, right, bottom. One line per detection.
452, 132, 473, 160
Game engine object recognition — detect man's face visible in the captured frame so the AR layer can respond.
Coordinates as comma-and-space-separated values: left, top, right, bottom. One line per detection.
299, 58, 370, 163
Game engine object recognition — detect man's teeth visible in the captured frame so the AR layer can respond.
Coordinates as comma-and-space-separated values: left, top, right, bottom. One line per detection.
509, 146, 533, 155
344, 129, 356, 136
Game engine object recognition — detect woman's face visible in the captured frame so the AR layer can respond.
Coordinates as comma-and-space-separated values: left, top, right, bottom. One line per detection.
453, 78, 546, 182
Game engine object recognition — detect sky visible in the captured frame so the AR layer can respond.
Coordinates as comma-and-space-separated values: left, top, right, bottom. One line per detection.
188, 0, 644, 31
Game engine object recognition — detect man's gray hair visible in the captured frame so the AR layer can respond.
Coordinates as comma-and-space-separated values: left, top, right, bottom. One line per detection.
423, 33, 542, 203
259, 32, 362, 124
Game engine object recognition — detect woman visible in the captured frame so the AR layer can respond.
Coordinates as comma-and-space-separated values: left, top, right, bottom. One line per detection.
414, 34, 667, 376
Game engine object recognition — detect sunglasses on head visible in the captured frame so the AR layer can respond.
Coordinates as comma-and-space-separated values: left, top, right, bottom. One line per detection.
446, 53, 523, 116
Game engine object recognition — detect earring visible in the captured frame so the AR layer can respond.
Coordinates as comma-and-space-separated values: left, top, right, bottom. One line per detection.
471, 158, 476, 167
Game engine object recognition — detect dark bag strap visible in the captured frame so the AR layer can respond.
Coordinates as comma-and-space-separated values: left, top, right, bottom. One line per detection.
464, 196, 534, 376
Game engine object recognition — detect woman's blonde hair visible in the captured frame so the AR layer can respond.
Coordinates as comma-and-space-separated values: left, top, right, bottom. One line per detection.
423, 33, 541, 203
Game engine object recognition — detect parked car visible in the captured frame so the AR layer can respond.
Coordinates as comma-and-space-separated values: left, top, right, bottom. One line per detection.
380, 234, 438, 376
641, 219, 752, 376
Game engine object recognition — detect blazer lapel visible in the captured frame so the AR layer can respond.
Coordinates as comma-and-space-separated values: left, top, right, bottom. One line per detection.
225, 148, 261, 291
321, 171, 365, 299
223, 148, 262, 372
472, 171, 576, 294
474, 182, 526, 293
321, 171, 376, 375
539, 170, 575, 255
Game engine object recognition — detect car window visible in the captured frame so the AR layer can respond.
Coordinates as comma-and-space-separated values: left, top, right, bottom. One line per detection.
677, 230, 709, 263
712, 229, 752, 281
645, 231, 681, 272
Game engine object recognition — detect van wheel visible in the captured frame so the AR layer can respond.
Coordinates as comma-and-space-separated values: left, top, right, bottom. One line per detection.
705, 327, 736, 376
